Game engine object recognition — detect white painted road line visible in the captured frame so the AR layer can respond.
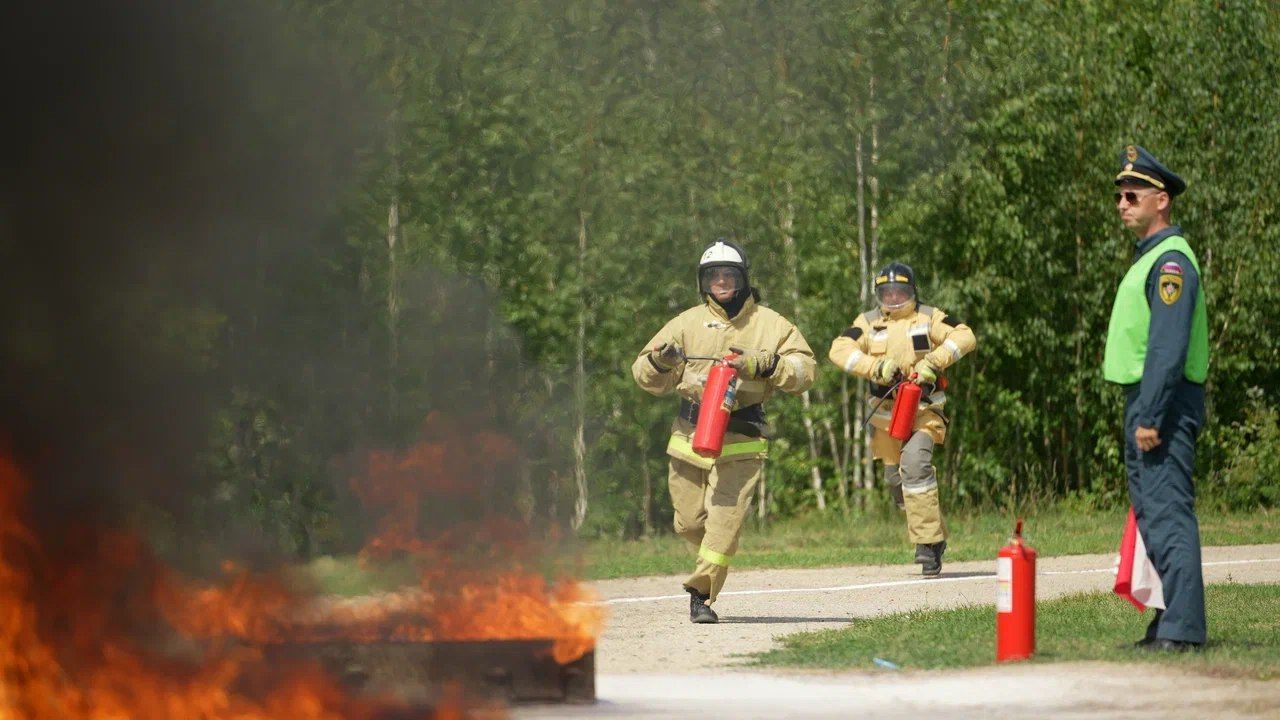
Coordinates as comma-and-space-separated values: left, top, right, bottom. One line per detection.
599, 557, 1280, 605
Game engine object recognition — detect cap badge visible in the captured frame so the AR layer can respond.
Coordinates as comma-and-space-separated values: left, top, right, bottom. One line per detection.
1125, 145, 1138, 162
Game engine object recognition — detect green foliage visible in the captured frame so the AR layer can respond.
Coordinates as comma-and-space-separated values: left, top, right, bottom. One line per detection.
1205, 387, 1280, 509
156, 0, 1280, 553
202, 390, 344, 559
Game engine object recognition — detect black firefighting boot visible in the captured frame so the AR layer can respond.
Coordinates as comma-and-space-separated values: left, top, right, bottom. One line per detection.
686, 587, 718, 624
914, 540, 946, 577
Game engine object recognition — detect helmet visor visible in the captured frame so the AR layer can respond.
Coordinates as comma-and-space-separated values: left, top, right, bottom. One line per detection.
699, 266, 745, 297
875, 282, 915, 311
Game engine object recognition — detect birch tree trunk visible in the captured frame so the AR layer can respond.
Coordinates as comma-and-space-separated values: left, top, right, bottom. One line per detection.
385, 24, 405, 428
853, 130, 870, 508
1072, 50, 1087, 491
571, 209, 589, 531
756, 465, 768, 524
543, 376, 560, 526
640, 434, 653, 537
869, 73, 881, 269
385, 161, 401, 424
864, 70, 882, 496
781, 184, 826, 511
823, 407, 845, 507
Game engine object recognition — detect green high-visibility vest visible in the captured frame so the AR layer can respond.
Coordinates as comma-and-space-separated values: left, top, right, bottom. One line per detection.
1102, 235, 1209, 384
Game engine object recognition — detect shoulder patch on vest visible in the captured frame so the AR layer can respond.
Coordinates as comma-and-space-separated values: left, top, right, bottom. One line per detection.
1160, 261, 1183, 276
1159, 274, 1184, 305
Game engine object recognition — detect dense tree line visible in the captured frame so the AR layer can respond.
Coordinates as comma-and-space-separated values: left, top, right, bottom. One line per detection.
78, 1, 1278, 555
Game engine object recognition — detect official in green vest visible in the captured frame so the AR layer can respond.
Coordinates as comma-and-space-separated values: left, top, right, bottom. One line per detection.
1103, 144, 1208, 652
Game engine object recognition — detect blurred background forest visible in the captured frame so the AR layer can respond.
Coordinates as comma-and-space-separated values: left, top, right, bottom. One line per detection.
7, 1, 1279, 559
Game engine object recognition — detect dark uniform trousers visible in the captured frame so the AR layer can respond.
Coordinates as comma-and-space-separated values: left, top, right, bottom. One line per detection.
1123, 380, 1206, 645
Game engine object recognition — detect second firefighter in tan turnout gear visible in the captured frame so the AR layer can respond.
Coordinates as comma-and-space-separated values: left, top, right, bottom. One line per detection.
828, 261, 976, 576
632, 239, 815, 622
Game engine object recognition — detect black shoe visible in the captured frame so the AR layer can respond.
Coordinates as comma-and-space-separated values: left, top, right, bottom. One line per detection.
686, 587, 719, 624
1138, 638, 1201, 653
1132, 636, 1157, 649
915, 541, 946, 577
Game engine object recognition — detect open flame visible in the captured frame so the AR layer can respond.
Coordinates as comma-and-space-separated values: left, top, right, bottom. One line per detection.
0, 412, 601, 716
159, 413, 602, 663
0, 449, 464, 719
341, 413, 603, 663
159, 564, 600, 665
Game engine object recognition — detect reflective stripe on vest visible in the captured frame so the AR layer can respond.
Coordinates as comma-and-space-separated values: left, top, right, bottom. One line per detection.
1102, 235, 1209, 384
666, 434, 769, 470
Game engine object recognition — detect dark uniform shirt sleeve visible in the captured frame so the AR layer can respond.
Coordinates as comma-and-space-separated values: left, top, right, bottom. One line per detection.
1134, 250, 1199, 429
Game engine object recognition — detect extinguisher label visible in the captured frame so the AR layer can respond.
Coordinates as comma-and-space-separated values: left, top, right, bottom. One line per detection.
996, 557, 1013, 613
720, 377, 739, 413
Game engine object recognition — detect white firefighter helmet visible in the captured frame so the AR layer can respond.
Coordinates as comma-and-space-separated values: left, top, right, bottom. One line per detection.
698, 239, 750, 297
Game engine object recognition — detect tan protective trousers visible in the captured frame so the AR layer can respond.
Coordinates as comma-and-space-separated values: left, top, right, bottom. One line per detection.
667, 456, 762, 603
876, 428, 947, 545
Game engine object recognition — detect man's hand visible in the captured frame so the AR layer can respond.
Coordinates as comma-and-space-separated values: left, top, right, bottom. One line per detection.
650, 342, 684, 371
1135, 426, 1162, 452
874, 357, 900, 384
728, 346, 780, 379
912, 360, 937, 385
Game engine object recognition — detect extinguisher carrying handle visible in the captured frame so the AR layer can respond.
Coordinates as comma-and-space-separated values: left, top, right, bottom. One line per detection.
680, 352, 741, 364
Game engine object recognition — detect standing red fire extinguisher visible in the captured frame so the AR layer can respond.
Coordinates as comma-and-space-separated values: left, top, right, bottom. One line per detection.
996, 519, 1036, 662
691, 353, 740, 458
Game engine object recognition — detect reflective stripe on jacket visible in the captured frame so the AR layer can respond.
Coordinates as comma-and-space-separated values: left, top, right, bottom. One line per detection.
632, 295, 815, 468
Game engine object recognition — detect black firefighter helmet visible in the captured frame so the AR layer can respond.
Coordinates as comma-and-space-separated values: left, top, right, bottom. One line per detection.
874, 261, 917, 312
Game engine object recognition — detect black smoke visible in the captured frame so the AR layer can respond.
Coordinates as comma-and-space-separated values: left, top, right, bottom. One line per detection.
0, 1, 371, 555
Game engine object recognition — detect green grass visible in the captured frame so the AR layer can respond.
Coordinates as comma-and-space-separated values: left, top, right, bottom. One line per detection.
753, 582, 1280, 679
582, 505, 1280, 580
294, 505, 1280, 595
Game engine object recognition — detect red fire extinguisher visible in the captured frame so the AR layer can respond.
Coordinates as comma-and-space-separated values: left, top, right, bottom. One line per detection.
996, 519, 1037, 662
888, 375, 922, 441
691, 353, 740, 458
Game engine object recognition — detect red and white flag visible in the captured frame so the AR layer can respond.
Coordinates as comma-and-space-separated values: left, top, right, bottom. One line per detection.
1114, 506, 1165, 611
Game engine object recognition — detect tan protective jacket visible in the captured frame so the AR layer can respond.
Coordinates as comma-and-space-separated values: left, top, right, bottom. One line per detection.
828, 302, 976, 445
632, 296, 815, 469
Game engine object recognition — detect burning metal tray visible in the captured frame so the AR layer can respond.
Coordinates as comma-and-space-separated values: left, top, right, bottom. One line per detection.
266, 638, 594, 707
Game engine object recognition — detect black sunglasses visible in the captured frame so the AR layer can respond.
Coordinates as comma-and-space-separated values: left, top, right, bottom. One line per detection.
1114, 190, 1158, 205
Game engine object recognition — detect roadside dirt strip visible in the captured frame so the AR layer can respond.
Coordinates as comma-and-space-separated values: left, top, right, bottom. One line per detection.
517, 543, 1280, 719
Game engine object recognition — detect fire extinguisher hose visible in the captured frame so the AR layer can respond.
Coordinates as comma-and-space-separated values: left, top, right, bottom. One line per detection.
862, 376, 913, 429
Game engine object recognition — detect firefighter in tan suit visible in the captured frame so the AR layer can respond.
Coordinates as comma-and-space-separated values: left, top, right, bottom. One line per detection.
632, 239, 815, 623
829, 262, 976, 576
